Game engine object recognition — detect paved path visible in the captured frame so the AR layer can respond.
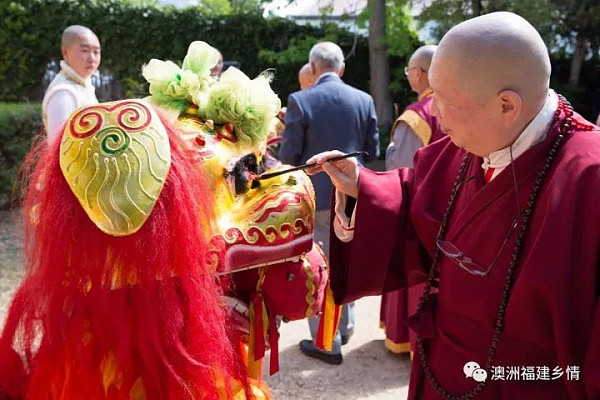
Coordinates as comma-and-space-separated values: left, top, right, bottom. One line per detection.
265, 295, 411, 399
0, 211, 23, 328
0, 210, 411, 399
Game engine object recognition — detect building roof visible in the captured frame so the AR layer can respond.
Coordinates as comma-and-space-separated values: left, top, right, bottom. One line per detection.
265, 0, 367, 18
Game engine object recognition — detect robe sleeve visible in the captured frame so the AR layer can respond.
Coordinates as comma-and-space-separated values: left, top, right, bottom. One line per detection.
328, 167, 418, 304
332, 190, 356, 242
45, 89, 77, 143
385, 121, 423, 170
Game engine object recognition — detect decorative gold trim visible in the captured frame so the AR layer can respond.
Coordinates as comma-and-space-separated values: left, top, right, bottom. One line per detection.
381, 320, 412, 354
395, 110, 432, 146
255, 266, 268, 292
303, 254, 316, 317
417, 86, 434, 101
384, 338, 411, 354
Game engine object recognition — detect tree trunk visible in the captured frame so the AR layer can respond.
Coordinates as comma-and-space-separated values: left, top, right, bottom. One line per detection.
472, 0, 483, 16
368, 0, 393, 133
568, 34, 590, 88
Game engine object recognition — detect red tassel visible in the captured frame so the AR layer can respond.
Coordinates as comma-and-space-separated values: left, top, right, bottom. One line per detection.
268, 313, 280, 375
251, 293, 266, 360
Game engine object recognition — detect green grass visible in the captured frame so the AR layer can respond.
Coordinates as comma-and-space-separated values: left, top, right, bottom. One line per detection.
0, 102, 43, 209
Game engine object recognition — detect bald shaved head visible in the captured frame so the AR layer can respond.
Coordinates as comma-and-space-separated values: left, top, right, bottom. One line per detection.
61, 25, 98, 49
407, 44, 437, 94
433, 12, 550, 106
409, 44, 437, 72
298, 63, 315, 90
429, 12, 552, 157
60, 25, 101, 79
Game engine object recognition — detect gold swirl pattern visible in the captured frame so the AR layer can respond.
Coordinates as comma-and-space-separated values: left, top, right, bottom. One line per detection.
213, 170, 315, 251
60, 100, 171, 236
221, 219, 310, 246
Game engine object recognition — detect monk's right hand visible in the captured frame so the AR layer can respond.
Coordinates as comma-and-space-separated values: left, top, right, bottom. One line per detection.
306, 151, 359, 198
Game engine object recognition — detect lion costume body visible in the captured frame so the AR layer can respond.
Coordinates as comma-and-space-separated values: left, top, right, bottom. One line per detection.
0, 42, 336, 399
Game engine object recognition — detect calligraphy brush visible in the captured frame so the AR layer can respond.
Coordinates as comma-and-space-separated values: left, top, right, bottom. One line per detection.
255, 151, 368, 180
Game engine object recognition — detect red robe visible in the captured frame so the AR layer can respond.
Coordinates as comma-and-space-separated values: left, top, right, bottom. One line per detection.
329, 109, 600, 399
391, 90, 445, 147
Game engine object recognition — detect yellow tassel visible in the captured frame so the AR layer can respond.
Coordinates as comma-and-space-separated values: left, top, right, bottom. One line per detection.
247, 294, 269, 380
316, 282, 342, 351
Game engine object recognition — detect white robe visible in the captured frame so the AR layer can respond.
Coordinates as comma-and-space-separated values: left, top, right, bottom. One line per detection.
42, 61, 98, 143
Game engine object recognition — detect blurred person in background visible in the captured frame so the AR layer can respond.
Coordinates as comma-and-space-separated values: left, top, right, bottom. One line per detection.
42, 25, 100, 143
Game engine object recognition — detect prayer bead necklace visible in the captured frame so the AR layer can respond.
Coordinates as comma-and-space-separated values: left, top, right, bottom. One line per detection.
415, 95, 593, 399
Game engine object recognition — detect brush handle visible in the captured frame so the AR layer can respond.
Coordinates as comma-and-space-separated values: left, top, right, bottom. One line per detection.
257, 151, 368, 180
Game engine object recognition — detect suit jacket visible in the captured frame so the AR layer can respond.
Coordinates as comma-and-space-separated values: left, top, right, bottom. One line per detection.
279, 74, 380, 210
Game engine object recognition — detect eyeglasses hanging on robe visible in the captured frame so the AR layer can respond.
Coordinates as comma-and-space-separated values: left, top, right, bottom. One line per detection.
436, 147, 522, 278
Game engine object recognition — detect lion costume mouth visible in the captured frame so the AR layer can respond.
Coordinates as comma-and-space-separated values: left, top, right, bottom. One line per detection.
176, 112, 317, 275
169, 77, 336, 376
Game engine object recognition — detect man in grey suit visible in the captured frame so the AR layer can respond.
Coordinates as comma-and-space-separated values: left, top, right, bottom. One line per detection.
279, 41, 380, 365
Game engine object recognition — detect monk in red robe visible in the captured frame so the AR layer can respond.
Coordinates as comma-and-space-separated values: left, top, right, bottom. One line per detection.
307, 12, 600, 399
386, 44, 443, 170
382, 44, 443, 356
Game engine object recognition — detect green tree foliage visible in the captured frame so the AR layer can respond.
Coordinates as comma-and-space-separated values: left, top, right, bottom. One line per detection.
258, 23, 371, 100
383, 0, 421, 94
414, 0, 555, 42
0, 0, 374, 207
191, 0, 232, 15
357, 0, 421, 103
412, 0, 600, 119
0, 0, 370, 106
352, 0, 421, 150
0, 103, 41, 209
414, 0, 600, 54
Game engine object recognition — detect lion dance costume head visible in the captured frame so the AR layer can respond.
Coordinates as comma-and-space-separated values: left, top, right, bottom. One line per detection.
0, 41, 338, 400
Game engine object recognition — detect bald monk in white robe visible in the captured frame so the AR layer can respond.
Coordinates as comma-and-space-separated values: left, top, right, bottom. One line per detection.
307, 12, 600, 399
42, 25, 100, 143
